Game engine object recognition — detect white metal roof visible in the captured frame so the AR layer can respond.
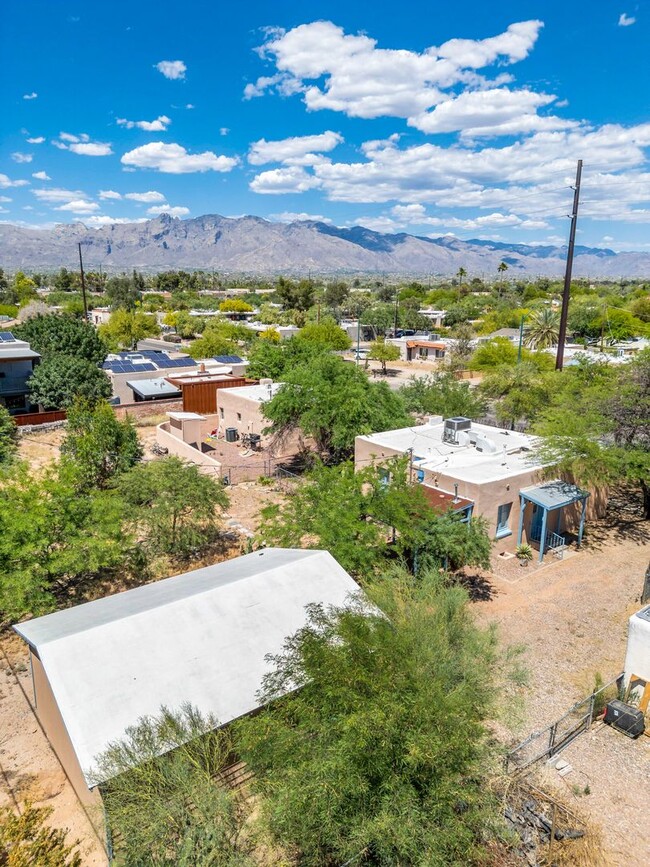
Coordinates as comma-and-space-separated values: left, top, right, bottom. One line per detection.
220, 382, 282, 403
14, 549, 359, 786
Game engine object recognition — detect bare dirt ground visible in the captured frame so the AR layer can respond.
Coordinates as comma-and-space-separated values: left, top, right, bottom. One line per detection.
4, 424, 648, 864
470, 491, 650, 866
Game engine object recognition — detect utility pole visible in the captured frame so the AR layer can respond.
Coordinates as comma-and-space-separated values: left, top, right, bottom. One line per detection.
517, 314, 526, 364
78, 242, 88, 320
393, 289, 399, 335
555, 160, 583, 371
356, 317, 361, 367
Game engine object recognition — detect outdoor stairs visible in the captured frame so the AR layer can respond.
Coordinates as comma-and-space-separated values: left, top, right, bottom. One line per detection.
530, 528, 567, 559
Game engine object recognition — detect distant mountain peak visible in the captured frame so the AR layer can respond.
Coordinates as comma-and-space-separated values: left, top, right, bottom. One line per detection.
0, 213, 646, 276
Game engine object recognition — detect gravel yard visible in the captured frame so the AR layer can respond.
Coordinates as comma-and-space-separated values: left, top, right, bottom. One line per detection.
473, 491, 650, 866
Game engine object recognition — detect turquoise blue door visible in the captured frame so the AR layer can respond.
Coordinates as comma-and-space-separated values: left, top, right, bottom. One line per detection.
530, 503, 544, 541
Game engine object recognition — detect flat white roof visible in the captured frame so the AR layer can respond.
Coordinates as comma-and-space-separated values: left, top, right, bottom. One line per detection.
167, 411, 205, 420
14, 549, 359, 786
358, 420, 542, 484
221, 382, 283, 402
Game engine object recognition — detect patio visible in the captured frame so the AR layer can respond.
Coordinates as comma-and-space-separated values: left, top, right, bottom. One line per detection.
517, 480, 589, 562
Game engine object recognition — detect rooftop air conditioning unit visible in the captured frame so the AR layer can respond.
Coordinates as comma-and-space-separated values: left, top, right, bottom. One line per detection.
442, 416, 471, 445
474, 434, 498, 454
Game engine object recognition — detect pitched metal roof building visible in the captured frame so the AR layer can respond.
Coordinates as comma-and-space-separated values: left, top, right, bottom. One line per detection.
14, 549, 359, 808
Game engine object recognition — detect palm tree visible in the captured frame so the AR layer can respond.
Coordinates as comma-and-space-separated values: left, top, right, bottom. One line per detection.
456, 267, 467, 300
524, 308, 561, 350
496, 261, 508, 298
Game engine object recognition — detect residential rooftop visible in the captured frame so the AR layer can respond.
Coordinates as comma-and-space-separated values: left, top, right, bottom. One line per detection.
14, 548, 359, 786
222, 382, 283, 402
358, 419, 542, 484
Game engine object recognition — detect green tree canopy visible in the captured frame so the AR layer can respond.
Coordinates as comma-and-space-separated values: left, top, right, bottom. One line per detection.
262, 354, 411, 460
0, 406, 18, 466
14, 314, 107, 364
28, 355, 111, 410
99, 309, 159, 351
118, 456, 230, 559
535, 351, 650, 517
399, 372, 487, 418
219, 298, 254, 313
61, 400, 142, 490
367, 338, 401, 373
258, 460, 491, 577
275, 276, 315, 311
0, 463, 127, 621
245, 338, 326, 380
105, 275, 142, 311
479, 362, 555, 430
297, 319, 352, 351
94, 705, 253, 867
236, 569, 503, 867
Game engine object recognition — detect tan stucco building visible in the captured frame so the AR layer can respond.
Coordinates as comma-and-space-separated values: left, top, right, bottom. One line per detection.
355, 417, 601, 559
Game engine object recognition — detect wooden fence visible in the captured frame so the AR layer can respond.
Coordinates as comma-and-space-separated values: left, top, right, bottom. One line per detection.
14, 410, 67, 426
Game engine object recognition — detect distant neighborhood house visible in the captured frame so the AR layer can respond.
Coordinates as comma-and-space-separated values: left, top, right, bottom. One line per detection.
0, 331, 40, 415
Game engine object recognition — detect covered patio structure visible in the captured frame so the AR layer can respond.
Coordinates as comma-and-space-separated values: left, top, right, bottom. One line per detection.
517, 480, 589, 562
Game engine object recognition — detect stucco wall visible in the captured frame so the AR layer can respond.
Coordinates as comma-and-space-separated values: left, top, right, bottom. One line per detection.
30, 651, 105, 826
216, 390, 269, 439
157, 422, 223, 475
356, 436, 545, 553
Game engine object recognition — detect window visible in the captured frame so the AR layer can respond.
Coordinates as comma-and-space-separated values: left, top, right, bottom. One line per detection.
415, 468, 425, 483
219, 408, 224, 419
496, 502, 513, 538
236, 412, 242, 421
378, 467, 390, 487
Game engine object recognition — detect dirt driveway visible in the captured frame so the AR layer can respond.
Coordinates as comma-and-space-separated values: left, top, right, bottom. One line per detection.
473, 498, 650, 866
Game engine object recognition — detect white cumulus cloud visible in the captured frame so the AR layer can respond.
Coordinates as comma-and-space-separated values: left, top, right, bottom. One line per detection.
55, 200, 101, 214
270, 211, 332, 223
155, 60, 187, 80
249, 131, 343, 165
249, 19, 544, 122
249, 165, 322, 194
11, 153, 33, 164
125, 190, 166, 202
0, 174, 29, 188
618, 13, 636, 26
99, 190, 122, 199
82, 215, 150, 227
23, 92, 38, 100
117, 115, 172, 131
53, 132, 113, 155
26, 136, 45, 144
32, 171, 51, 180
146, 204, 190, 217
121, 141, 239, 173
32, 187, 89, 203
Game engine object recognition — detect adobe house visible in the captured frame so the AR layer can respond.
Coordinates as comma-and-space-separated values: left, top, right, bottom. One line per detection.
215, 379, 282, 442
13, 549, 360, 849
355, 417, 605, 561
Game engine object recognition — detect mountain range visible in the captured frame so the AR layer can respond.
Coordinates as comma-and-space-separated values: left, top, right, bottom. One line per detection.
2, 213, 650, 277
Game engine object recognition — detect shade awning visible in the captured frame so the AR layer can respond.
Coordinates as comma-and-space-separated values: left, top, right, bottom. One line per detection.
519, 479, 589, 510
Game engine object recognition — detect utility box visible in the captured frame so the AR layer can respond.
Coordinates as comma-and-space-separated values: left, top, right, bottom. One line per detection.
225, 427, 238, 443
603, 700, 645, 738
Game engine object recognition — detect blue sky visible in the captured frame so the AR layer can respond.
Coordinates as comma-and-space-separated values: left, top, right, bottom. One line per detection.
2, 1, 650, 250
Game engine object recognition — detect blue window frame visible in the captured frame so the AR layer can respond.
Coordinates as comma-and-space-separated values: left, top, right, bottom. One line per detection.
496, 502, 513, 538
378, 467, 390, 487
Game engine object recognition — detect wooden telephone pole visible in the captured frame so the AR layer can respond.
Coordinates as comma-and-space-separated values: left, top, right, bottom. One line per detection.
555, 160, 583, 371
78, 243, 88, 320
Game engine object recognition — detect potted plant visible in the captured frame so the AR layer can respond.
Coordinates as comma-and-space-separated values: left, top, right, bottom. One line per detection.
516, 543, 533, 567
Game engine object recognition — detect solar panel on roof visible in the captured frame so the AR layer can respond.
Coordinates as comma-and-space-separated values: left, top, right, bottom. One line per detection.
214, 355, 243, 364
0, 332, 17, 342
